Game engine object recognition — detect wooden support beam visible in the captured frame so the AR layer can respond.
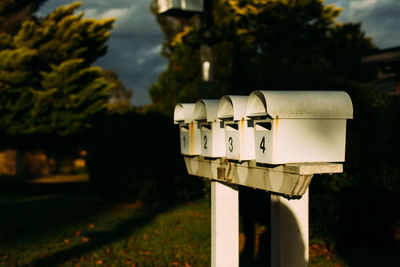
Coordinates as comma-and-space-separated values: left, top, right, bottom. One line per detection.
211, 181, 239, 267
271, 189, 309, 266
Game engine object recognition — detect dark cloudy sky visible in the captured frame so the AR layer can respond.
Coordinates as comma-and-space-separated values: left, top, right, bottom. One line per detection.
38, 0, 400, 107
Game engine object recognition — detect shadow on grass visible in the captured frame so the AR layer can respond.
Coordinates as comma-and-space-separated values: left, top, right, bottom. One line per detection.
0, 181, 93, 195
0, 186, 172, 266
24, 204, 169, 266
0, 193, 109, 248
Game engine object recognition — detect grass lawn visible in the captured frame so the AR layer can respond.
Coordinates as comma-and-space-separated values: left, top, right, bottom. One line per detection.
2, 192, 394, 267
0, 195, 210, 267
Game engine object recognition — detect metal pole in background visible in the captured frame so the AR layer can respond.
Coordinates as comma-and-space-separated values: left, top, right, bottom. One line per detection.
200, 0, 213, 97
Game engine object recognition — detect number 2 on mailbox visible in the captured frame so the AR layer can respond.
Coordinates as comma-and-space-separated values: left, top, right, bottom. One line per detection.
203, 135, 208, 149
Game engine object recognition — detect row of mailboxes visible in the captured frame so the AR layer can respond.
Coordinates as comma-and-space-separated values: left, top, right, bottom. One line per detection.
174, 91, 353, 164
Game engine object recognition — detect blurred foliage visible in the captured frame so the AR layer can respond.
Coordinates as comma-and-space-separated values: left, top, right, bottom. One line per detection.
150, 0, 376, 115
150, 0, 399, 258
86, 112, 205, 203
310, 84, 400, 252
0, 0, 47, 35
0, 2, 115, 136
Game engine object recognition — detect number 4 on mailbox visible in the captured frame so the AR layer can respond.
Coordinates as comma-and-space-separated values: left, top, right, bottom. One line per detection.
260, 137, 265, 153
254, 121, 271, 160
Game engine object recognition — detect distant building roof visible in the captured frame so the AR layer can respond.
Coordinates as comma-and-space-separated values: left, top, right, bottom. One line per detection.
362, 46, 400, 65
361, 46, 400, 95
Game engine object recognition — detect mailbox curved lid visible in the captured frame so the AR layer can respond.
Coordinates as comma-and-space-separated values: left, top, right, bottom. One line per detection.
246, 91, 353, 119
193, 99, 220, 122
174, 103, 195, 124
217, 95, 248, 121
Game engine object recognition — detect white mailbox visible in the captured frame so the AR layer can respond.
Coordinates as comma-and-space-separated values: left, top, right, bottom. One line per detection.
157, 0, 203, 15
246, 91, 353, 164
193, 99, 226, 157
174, 103, 201, 155
217, 95, 255, 161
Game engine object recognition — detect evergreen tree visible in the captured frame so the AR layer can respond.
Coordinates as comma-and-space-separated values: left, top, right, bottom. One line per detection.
103, 69, 132, 114
0, 2, 115, 135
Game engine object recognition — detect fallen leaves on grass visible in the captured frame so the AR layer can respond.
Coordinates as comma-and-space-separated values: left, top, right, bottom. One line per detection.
394, 225, 400, 239
310, 243, 341, 264
190, 211, 205, 218
0, 198, 211, 267
138, 250, 150, 256
310, 243, 329, 257
116, 201, 144, 209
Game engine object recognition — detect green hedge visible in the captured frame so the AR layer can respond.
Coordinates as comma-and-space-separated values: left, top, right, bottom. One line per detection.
86, 112, 204, 203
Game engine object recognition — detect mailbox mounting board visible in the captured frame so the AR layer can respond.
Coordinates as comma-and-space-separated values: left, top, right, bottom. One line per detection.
184, 156, 343, 197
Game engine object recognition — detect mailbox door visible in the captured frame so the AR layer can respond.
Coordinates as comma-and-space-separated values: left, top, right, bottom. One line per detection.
180, 122, 201, 155
211, 121, 226, 158
242, 120, 256, 160
180, 124, 190, 155
200, 123, 213, 157
254, 119, 274, 163
225, 123, 240, 160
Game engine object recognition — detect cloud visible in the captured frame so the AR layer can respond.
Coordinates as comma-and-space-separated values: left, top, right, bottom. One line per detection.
84, 7, 130, 20
349, 0, 377, 10
359, 1, 400, 47
95, 35, 167, 106
326, 0, 400, 48
79, 2, 160, 36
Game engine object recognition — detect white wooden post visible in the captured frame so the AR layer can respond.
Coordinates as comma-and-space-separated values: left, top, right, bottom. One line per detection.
271, 188, 309, 267
211, 181, 239, 267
